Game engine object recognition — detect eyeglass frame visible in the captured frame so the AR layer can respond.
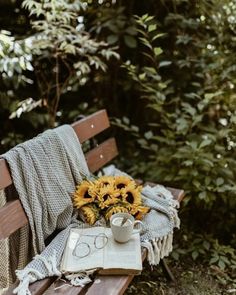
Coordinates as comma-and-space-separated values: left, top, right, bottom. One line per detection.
72, 232, 108, 258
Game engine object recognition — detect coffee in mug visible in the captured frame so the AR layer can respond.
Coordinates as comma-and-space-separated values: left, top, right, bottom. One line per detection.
110, 212, 143, 243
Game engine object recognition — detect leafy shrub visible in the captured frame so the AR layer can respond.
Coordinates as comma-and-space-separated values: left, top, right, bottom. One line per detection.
0, 0, 119, 153
0, 1, 236, 285
113, 2, 236, 241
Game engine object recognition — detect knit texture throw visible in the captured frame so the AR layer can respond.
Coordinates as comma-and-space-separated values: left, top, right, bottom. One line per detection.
0, 125, 180, 295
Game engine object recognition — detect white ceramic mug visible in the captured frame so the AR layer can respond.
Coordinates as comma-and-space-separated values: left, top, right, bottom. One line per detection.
110, 212, 144, 243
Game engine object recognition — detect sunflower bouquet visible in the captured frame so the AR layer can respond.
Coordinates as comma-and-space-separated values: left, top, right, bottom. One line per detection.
73, 175, 150, 225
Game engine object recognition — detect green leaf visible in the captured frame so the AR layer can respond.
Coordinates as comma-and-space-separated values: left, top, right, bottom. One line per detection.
203, 241, 210, 251
139, 37, 152, 49
154, 47, 163, 56
148, 24, 157, 32
199, 191, 207, 199
152, 33, 166, 41
192, 251, 199, 260
220, 256, 230, 265
139, 73, 146, 80
107, 35, 118, 45
192, 179, 200, 188
144, 131, 153, 139
124, 35, 137, 48
125, 26, 137, 36
159, 61, 172, 67
122, 116, 130, 125
216, 177, 224, 186
205, 177, 211, 186
218, 260, 226, 270
172, 251, 179, 260
199, 139, 212, 149
210, 256, 219, 264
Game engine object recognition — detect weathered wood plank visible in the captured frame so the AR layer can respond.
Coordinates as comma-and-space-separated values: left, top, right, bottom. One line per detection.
3, 277, 57, 295
167, 187, 185, 202
0, 200, 28, 240
43, 279, 85, 295
71, 109, 110, 144
84, 275, 134, 295
85, 138, 118, 173
0, 159, 12, 190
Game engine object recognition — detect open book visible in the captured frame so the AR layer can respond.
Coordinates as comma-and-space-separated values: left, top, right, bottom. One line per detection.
60, 226, 142, 275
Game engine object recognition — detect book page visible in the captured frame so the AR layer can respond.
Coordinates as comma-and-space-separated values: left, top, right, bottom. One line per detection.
60, 227, 105, 272
103, 228, 142, 271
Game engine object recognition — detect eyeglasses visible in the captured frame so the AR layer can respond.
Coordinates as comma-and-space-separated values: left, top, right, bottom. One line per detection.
72, 233, 108, 258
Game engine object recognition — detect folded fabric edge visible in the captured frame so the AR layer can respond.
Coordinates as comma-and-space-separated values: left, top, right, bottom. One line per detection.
13, 250, 60, 295
13, 251, 94, 295
65, 270, 94, 287
141, 232, 173, 265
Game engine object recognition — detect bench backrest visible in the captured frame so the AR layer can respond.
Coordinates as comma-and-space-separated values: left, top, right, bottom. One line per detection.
0, 109, 118, 240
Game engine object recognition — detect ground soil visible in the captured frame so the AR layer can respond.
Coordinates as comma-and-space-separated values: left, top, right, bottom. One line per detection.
125, 259, 233, 295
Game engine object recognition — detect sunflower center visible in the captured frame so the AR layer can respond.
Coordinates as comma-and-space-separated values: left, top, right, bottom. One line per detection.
103, 194, 110, 201
103, 182, 109, 186
117, 195, 123, 200
84, 190, 92, 198
126, 192, 134, 204
117, 183, 125, 189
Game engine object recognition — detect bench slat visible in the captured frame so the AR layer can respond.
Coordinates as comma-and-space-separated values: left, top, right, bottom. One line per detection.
71, 109, 110, 144
43, 279, 84, 295
0, 159, 12, 190
84, 275, 134, 295
3, 277, 57, 295
167, 187, 185, 202
0, 200, 28, 240
85, 138, 118, 173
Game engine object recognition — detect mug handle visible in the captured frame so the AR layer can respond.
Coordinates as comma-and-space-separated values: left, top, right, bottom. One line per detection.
133, 220, 144, 234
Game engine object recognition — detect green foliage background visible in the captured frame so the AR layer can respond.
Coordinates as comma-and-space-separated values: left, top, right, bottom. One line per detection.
0, 0, 236, 286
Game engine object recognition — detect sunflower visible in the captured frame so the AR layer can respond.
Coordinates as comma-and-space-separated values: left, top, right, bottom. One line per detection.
105, 204, 129, 221
73, 180, 96, 209
121, 184, 142, 206
114, 175, 135, 190
80, 204, 100, 225
97, 185, 119, 209
130, 205, 150, 220
94, 176, 114, 190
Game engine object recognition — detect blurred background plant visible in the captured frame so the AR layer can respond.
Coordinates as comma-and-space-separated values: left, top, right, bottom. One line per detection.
0, 0, 235, 289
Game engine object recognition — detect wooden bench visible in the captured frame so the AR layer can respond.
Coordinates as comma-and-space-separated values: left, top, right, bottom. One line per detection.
0, 109, 184, 295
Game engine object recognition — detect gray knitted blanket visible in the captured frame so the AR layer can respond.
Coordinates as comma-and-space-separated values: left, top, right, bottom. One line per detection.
0, 125, 180, 295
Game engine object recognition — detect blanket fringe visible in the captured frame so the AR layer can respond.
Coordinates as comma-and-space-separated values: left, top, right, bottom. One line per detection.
13, 251, 60, 295
65, 271, 93, 287
169, 206, 180, 229
141, 232, 173, 265
13, 269, 39, 295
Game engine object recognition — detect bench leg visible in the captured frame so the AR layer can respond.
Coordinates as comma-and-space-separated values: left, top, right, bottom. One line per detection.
160, 258, 176, 282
